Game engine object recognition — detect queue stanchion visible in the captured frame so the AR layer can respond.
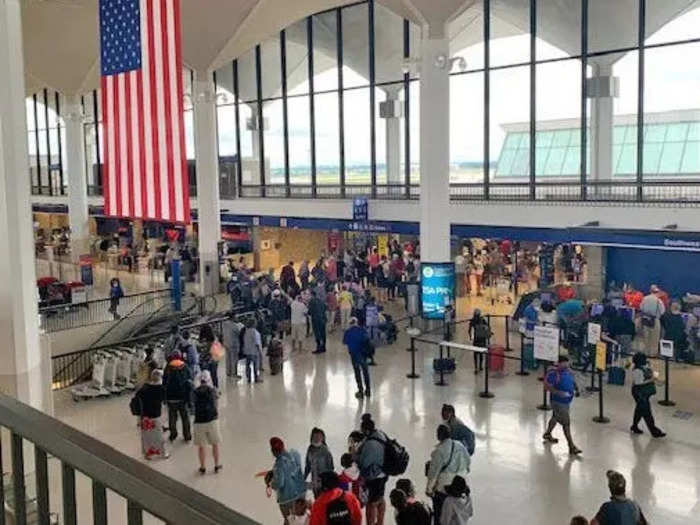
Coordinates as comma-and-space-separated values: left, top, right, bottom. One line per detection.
407, 337, 420, 379
435, 343, 447, 387
504, 317, 512, 352
658, 356, 676, 407
592, 369, 610, 423
516, 333, 530, 376
537, 364, 551, 411
479, 348, 494, 399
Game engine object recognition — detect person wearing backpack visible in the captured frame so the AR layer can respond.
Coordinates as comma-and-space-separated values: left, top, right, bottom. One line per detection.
358, 415, 388, 525
468, 310, 490, 374
630, 352, 665, 438
425, 425, 470, 525
440, 405, 475, 456
163, 351, 192, 442
268, 437, 307, 524
389, 486, 431, 525
309, 471, 362, 525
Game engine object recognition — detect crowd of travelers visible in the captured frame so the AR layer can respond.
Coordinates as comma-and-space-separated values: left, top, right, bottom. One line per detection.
264, 408, 647, 525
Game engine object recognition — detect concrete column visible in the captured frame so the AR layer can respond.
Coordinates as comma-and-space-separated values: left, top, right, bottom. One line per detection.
63, 95, 90, 261
384, 87, 402, 185
0, 0, 47, 410
589, 63, 614, 183
193, 71, 221, 296
419, 30, 451, 262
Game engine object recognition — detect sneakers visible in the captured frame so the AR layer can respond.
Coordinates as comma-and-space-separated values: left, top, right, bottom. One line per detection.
630, 426, 644, 435
569, 446, 582, 456
651, 430, 666, 438
365, 391, 371, 398
214, 465, 223, 474
355, 391, 364, 399
198, 467, 206, 475
542, 433, 559, 444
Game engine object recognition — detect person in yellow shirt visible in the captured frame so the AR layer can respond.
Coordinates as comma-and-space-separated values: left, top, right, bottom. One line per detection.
338, 285, 355, 330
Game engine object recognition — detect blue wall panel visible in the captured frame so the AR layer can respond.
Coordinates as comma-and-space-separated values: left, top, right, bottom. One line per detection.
606, 247, 700, 298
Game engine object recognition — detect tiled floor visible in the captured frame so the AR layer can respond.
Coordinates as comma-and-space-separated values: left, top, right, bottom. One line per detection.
53, 298, 700, 524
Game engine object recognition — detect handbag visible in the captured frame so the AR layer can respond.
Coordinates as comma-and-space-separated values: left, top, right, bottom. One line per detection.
129, 394, 142, 416
209, 340, 225, 362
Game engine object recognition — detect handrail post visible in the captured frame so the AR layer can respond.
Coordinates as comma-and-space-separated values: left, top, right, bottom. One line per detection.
586, 344, 600, 392
407, 337, 420, 379
537, 367, 551, 411
516, 333, 529, 376
658, 356, 676, 407
505, 316, 512, 351
593, 369, 610, 423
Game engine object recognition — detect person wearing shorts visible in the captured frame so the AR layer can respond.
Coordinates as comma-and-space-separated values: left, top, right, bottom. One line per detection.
543, 356, 582, 455
193, 371, 223, 474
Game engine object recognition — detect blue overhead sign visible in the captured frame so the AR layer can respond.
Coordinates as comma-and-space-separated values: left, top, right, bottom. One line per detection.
353, 197, 369, 222
421, 262, 456, 320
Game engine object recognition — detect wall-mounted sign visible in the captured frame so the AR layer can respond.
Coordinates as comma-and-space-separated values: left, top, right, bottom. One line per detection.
421, 263, 455, 320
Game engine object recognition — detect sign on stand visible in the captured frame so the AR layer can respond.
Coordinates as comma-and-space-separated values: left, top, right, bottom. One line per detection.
595, 342, 607, 370
659, 339, 674, 358
587, 322, 601, 344
421, 263, 455, 320
534, 325, 560, 362
71, 287, 87, 305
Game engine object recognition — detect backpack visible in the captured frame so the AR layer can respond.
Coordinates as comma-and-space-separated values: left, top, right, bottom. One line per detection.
326, 492, 352, 525
474, 322, 490, 341
369, 435, 410, 476
129, 394, 142, 416
461, 427, 476, 456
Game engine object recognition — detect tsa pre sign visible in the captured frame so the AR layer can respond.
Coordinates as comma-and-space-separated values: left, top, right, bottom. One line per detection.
421, 263, 455, 319
534, 325, 560, 362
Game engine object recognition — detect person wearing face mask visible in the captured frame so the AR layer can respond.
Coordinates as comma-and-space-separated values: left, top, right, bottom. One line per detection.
305, 427, 335, 498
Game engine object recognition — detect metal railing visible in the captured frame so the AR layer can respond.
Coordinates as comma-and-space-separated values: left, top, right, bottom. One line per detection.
234, 180, 700, 204
0, 393, 259, 524
39, 289, 172, 333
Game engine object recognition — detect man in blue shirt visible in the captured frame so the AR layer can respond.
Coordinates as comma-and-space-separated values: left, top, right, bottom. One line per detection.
543, 356, 581, 455
343, 317, 371, 399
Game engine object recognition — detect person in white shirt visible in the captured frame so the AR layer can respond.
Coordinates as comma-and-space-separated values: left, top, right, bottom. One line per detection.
639, 285, 666, 355
290, 295, 309, 352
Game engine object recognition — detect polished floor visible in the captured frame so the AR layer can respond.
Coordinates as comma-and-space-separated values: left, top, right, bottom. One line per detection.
52, 299, 700, 525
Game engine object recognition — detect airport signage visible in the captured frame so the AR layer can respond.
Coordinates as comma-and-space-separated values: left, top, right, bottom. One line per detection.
421, 263, 455, 320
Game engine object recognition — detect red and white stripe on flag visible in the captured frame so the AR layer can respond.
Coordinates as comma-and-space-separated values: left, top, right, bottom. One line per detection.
100, 0, 190, 223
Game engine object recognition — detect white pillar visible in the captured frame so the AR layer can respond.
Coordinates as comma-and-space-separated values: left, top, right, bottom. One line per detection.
384, 88, 402, 185
419, 30, 451, 262
0, 0, 46, 409
63, 95, 90, 261
590, 63, 614, 183
193, 71, 221, 296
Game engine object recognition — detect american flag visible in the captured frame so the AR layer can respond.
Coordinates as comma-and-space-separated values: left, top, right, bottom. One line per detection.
99, 0, 190, 223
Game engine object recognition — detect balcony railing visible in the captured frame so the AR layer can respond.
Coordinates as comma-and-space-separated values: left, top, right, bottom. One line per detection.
0, 392, 258, 524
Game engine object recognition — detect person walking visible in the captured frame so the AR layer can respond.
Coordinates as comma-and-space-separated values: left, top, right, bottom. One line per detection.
590, 470, 648, 525
358, 415, 388, 525
108, 278, 124, 319
630, 352, 665, 438
426, 425, 470, 524
468, 310, 490, 374
267, 437, 307, 524
304, 427, 335, 498
309, 291, 328, 354
135, 369, 169, 460
440, 476, 473, 525
343, 318, 371, 399
543, 356, 582, 455
309, 471, 363, 525
163, 351, 192, 442
242, 318, 263, 383
291, 294, 309, 352
193, 371, 223, 474
440, 405, 475, 456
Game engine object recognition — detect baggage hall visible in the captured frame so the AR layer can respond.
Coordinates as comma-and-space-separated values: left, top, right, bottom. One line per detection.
2, 1, 700, 524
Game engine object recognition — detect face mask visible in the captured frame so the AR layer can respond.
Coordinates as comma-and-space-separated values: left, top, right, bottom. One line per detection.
312, 440, 323, 447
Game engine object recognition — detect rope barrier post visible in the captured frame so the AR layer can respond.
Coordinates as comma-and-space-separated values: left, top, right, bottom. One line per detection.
479, 348, 494, 399
406, 337, 420, 379
537, 364, 551, 411
592, 369, 610, 423
516, 333, 529, 376
505, 317, 512, 351
435, 343, 447, 387
586, 344, 600, 393
658, 356, 676, 407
